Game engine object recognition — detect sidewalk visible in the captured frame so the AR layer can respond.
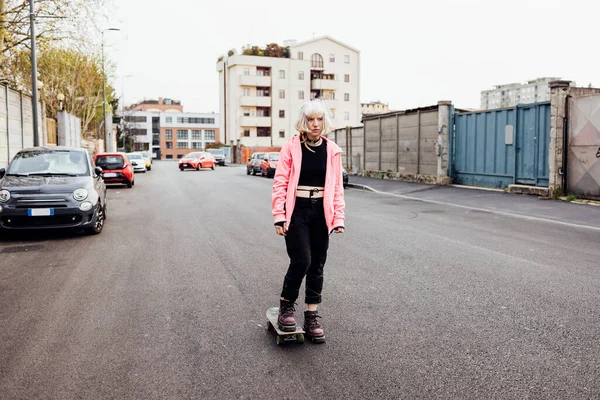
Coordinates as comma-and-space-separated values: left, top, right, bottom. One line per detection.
348, 176, 600, 230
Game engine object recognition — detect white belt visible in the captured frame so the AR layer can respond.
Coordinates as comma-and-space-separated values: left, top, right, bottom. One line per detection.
296, 186, 325, 198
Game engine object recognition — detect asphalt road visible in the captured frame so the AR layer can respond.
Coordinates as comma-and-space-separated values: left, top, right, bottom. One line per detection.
1, 161, 599, 399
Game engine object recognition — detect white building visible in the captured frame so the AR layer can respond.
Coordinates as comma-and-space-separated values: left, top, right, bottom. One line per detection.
361, 101, 389, 115
480, 77, 566, 110
216, 36, 361, 148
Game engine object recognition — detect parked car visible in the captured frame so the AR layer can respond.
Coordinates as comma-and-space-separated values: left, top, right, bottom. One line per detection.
178, 151, 217, 171
126, 152, 147, 173
140, 151, 152, 171
246, 152, 265, 175
0, 147, 107, 235
342, 168, 348, 188
261, 152, 280, 178
95, 152, 135, 188
207, 148, 226, 166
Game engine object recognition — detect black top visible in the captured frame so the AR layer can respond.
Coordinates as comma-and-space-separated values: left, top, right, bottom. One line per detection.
298, 140, 327, 187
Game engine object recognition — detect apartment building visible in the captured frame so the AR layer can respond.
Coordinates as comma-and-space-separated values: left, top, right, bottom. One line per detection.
480, 77, 566, 110
217, 36, 360, 148
361, 101, 389, 115
123, 98, 220, 159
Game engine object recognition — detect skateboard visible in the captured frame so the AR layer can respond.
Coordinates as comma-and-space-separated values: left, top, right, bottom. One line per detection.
265, 307, 305, 345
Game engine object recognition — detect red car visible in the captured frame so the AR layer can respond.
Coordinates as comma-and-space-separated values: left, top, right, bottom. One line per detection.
94, 152, 135, 188
179, 151, 217, 171
261, 152, 279, 178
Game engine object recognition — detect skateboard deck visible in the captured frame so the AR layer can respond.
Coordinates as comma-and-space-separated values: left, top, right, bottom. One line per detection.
266, 307, 305, 345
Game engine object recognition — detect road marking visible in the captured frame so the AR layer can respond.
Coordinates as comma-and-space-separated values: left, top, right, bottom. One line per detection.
349, 184, 600, 232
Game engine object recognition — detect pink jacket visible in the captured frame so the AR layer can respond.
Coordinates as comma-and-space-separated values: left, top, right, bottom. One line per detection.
272, 135, 345, 234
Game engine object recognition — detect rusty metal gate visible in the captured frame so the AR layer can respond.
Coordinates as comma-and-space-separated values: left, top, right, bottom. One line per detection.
568, 94, 600, 200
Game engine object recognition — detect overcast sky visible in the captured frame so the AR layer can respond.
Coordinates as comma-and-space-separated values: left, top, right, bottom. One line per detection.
107, 0, 596, 114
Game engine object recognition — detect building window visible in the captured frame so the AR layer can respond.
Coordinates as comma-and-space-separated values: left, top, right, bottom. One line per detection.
279, 70, 285, 79
279, 110, 285, 118
191, 130, 202, 140
177, 142, 188, 149
298, 71, 304, 80
166, 154, 173, 159
243, 130, 250, 137
279, 130, 285, 138
298, 51, 303, 60
177, 154, 184, 159
243, 68, 250, 76
205, 130, 215, 140
243, 88, 250, 96
344, 112, 349, 120
176, 117, 215, 124
344, 93, 350, 101
329, 92, 336, 100
329, 54, 335, 62
166, 142, 173, 149
243, 109, 250, 116
124, 115, 146, 123
279, 90, 285, 99
298, 91, 304, 100
344, 55, 350, 63
177, 129, 188, 140
311, 53, 324, 69
257, 127, 271, 137
165, 129, 173, 139
344, 74, 350, 83
191, 142, 202, 149
166, 116, 172, 123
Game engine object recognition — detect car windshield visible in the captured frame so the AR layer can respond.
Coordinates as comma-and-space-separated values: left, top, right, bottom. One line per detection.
268, 154, 279, 161
7, 149, 89, 176
127, 153, 144, 159
96, 155, 125, 169
184, 153, 201, 159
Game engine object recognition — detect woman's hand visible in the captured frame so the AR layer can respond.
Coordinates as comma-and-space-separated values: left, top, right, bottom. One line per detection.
334, 227, 344, 234
275, 223, 287, 236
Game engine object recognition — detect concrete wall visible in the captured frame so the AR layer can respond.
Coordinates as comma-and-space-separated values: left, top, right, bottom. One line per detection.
331, 101, 452, 184
57, 110, 82, 148
0, 83, 46, 168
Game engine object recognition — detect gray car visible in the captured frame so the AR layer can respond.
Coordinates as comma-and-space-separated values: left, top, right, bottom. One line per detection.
207, 148, 226, 166
0, 147, 107, 235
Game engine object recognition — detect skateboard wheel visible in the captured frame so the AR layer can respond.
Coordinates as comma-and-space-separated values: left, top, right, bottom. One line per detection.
296, 334, 305, 344
276, 336, 284, 346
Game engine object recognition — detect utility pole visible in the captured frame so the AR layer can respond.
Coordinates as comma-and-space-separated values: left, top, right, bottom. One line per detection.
29, 0, 39, 146
101, 28, 120, 144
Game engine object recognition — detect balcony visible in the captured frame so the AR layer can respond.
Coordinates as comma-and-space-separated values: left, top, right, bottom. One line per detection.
311, 79, 338, 90
239, 96, 272, 107
239, 116, 271, 127
240, 75, 272, 87
322, 99, 338, 109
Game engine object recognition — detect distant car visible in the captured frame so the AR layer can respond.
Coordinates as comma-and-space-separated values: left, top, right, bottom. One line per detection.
126, 152, 147, 173
140, 151, 152, 171
342, 168, 348, 188
0, 147, 107, 235
247, 152, 265, 175
95, 152, 135, 188
179, 151, 216, 171
261, 152, 280, 178
207, 148, 226, 166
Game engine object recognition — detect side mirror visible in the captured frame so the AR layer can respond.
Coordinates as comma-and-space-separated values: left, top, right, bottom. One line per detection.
0, 168, 5, 179
95, 166, 103, 176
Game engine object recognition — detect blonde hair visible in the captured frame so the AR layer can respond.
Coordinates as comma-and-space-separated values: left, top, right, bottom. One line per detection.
294, 99, 335, 136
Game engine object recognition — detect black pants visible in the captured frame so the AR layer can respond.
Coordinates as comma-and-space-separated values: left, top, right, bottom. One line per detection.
281, 198, 330, 304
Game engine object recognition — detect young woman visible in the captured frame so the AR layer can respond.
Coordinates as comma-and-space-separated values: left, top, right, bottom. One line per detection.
271, 100, 346, 344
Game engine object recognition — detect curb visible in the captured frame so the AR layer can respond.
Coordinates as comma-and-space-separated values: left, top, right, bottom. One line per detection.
347, 183, 376, 192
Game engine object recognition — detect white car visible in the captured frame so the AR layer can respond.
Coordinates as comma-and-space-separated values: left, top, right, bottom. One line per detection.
126, 153, 147, 173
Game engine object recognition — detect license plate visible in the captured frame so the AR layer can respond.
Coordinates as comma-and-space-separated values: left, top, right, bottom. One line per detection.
103, 172, 117, 178
182, 164, 188, 167
28, 208, 54, 216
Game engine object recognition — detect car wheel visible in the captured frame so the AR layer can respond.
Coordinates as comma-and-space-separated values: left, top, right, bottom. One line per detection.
85, 202, 105, 235
180, 168, 184, 171
126, 180, 132, 188
211, 163, 215, 170
196, 163, 201, 171
247, 167, 251, 175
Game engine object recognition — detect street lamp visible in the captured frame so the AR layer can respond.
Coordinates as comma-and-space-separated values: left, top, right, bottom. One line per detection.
101, 27, 120, 143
